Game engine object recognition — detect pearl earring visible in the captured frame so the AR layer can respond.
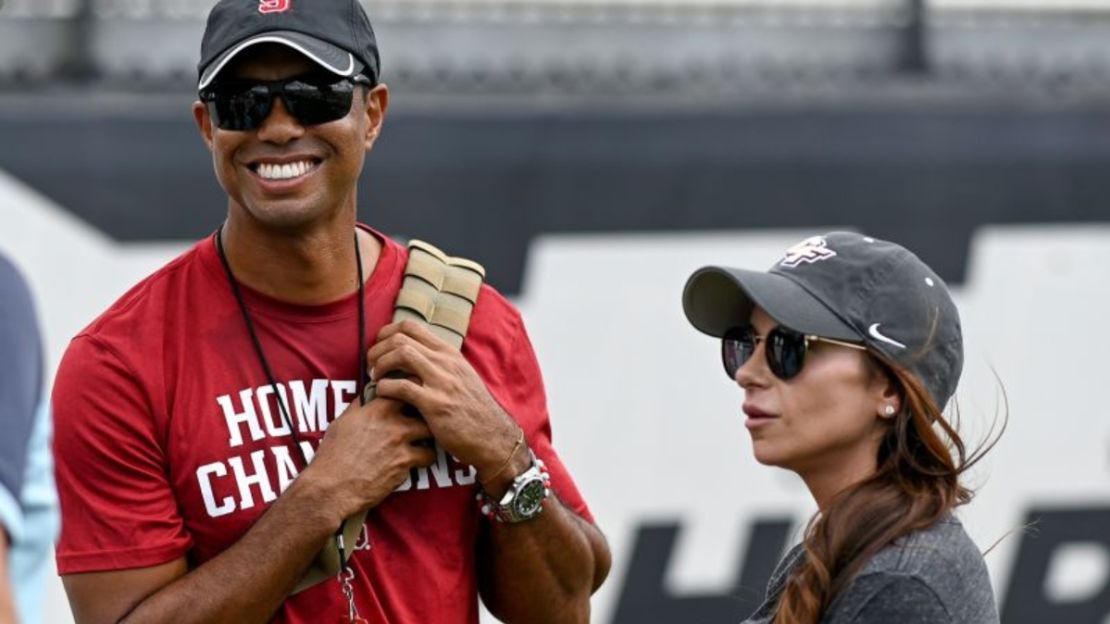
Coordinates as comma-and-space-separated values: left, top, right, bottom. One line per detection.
883, 405, 896, 416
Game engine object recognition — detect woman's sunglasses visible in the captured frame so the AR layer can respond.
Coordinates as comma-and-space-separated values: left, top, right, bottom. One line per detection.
721, 325, 867, 381
199, 74, 373, 131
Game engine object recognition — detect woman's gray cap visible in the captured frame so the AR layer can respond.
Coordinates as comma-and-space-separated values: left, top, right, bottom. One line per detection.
682, 232, 963, 408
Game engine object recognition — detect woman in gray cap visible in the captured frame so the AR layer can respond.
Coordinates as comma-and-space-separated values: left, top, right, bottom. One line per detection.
682, 232, 1000, 624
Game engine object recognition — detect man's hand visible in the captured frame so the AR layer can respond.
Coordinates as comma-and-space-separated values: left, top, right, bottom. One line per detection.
366, 320, 612, 623
303, 394, 438, 522
64, 397, 439, 624
367, 321, 522, 485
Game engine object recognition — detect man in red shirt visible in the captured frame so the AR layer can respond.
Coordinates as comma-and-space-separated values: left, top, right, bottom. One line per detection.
51, 1, 611, 622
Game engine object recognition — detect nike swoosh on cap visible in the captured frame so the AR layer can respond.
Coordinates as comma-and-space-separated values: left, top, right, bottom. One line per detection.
868, 323, 907, 349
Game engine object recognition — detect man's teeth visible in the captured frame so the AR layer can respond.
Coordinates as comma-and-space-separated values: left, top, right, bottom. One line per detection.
256, 161, 315, 180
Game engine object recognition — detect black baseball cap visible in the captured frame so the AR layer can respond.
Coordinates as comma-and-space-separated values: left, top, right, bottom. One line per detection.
197, 0, 380, 90
682, 232, 963, 408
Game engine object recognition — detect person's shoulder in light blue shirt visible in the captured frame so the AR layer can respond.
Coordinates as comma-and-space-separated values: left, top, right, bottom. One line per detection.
0, 253, 60, 623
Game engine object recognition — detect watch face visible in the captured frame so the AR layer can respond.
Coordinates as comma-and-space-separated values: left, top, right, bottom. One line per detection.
512, 479, 547, 518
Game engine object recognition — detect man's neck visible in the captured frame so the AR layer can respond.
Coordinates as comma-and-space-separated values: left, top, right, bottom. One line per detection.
219, 212, 382, 305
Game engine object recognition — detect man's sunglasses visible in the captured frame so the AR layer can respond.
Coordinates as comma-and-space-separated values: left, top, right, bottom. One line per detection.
722, 325, 867, 381
199, 74, 373, 131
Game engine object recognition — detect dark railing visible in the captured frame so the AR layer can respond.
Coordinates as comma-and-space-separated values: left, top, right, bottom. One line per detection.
2, 1, 1110, 91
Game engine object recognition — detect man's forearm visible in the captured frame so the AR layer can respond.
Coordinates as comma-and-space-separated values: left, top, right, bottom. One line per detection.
480, 496, 610, 624
121, 474, 341, 624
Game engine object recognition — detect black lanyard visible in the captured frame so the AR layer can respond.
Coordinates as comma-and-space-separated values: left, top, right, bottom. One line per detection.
214, 225, 368, 469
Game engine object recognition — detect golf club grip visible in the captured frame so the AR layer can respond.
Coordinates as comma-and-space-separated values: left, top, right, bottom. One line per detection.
290, 240, 484, 594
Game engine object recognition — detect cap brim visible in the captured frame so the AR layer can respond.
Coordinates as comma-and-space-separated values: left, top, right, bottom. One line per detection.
682, 266, 860, 341
198, 31, 359, 90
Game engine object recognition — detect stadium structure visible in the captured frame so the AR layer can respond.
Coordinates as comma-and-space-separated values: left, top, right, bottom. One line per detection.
2, 2, 1110, 623
3, 0, 1110, 293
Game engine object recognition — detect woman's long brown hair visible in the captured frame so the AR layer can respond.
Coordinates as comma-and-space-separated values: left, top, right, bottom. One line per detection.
772, 354, 1003, 623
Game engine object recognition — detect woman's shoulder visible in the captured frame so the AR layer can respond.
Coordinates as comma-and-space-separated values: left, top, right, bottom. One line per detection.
828, 515, 999, 623
864, 515, 987, 576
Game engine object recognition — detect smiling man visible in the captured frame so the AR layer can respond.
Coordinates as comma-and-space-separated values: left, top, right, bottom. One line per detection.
50, 1, 610, 622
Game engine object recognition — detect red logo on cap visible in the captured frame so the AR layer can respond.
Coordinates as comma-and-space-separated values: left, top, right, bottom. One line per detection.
259, 0, 290, 14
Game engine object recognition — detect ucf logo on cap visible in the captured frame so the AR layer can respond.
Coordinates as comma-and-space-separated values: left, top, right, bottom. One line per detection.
780, 235, 837, 268
259, 0, 291, 14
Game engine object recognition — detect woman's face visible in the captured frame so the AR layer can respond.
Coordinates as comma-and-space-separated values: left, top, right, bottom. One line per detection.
735, 306, 894, 478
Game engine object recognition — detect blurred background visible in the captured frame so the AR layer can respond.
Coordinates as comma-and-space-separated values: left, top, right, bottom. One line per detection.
2, 0, 1110, 622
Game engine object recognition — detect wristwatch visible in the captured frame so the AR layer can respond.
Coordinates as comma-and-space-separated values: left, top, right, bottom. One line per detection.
479, 450, 551, 523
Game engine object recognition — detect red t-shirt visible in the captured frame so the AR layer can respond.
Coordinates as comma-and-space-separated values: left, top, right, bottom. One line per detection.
52, 227, 592, 623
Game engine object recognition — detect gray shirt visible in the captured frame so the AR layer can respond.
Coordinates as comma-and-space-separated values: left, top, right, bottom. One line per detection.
742, 516, 999, 624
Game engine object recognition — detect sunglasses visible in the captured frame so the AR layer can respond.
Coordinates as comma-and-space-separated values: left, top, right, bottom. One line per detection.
199, 74, 373, 131
722, 325, 867, 381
